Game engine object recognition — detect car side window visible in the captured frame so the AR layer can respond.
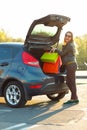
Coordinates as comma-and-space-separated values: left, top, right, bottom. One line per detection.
0, 47, 12, 60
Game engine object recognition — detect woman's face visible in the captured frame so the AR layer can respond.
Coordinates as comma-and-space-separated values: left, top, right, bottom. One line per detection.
64, 32, 72, 43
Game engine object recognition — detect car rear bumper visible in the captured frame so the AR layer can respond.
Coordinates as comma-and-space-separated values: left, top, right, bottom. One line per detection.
40, 82, 68, 95
23, 74, 68, 99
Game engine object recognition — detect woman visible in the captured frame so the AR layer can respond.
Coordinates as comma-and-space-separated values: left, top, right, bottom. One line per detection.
55, 31, 79, 104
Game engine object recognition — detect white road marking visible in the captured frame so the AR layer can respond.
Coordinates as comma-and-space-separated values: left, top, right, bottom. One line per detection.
81, 108, 87, 111
3, 123, 26, 130
83, 117, 87, 120
81, 108, 87, 121
0, 109, 12, 112
21, 125, 39, 130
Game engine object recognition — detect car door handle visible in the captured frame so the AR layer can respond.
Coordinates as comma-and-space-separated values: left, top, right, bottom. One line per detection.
0, 62, 9, 67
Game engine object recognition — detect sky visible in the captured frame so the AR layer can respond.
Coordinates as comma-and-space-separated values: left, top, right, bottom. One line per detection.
0, 0, 87, 41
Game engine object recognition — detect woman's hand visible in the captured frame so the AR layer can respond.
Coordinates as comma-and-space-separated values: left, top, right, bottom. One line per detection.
50, 47, 57, 52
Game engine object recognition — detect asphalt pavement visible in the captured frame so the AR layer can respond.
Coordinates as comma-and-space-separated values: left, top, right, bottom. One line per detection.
0, 70, 87, 130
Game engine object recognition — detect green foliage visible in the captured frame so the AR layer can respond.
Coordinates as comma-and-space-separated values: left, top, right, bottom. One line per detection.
74, 35, 87, 70
0, 29, 24, 42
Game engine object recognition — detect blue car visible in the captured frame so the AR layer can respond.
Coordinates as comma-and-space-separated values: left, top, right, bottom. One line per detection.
0, 14, 70, 108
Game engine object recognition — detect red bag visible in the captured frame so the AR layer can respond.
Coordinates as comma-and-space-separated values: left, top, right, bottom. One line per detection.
43, 56, 62, 74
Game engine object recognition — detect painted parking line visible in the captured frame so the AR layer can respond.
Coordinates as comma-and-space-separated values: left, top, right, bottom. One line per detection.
83, 117, 87, 120
81, 108, 87, 111
81, 108, 87, 121
0, 109, 12, 112
21, 124, 40, 130
2, 123, 26, 130
2, 124, 39, 130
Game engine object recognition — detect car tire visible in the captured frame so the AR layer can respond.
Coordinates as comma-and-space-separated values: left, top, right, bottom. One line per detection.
4, 81, 27, 108
46, 92, 66, 101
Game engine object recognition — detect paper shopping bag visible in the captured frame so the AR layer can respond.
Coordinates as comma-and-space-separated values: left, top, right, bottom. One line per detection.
40, 52, 58, 63
43, 56, 62, 74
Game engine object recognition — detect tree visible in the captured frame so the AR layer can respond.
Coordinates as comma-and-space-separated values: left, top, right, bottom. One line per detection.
0, 29, 23, 42
74, 35, 87, 70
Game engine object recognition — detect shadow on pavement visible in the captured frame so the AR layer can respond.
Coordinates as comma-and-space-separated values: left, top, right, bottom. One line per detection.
0, 99, 79, 125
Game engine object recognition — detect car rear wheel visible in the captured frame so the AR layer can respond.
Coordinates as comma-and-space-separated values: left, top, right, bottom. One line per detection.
46, 92, 66, 101
4, 81, 27, 108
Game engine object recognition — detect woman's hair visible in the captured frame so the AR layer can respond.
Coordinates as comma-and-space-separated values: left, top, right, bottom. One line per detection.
64, 31, 74, 43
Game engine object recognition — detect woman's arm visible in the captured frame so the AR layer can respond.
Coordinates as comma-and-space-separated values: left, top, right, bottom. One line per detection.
56, 43, 73, 56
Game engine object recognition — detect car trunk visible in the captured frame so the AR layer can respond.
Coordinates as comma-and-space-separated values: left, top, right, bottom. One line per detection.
27, 44, 52, 68
26, 47, 67, 91
26, 45, 65, 77
24, 14, 70, 76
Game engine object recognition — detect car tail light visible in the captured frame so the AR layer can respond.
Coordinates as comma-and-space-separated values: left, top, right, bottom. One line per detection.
22, 52, 40, 67
30, 84, 42, 89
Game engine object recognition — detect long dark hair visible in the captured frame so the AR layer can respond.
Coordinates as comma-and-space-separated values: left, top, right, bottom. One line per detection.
65, 31, 74, 43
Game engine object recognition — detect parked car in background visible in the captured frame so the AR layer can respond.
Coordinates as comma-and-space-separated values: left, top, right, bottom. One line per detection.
0, 14, 70, 108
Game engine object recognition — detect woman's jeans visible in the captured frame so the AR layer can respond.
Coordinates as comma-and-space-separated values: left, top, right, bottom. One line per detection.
66, 63, 78, 99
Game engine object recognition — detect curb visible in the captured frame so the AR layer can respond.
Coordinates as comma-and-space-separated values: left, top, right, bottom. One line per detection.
76, 76, 87, 79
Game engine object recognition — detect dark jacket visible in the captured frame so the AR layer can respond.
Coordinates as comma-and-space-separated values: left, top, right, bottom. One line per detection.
57, 42, 77, 65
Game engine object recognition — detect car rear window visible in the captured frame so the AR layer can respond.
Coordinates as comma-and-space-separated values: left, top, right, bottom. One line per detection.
31, 24, 58, 37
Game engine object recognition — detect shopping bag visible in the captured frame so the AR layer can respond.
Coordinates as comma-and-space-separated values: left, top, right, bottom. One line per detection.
40, 52, 58, 63
43, 55, 62, 74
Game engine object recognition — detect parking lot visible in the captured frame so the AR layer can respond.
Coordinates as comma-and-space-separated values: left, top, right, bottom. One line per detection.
0, 74, 87, 130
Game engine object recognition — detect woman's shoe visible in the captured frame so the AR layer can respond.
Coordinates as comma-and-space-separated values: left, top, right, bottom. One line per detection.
63, 99, 79, 104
